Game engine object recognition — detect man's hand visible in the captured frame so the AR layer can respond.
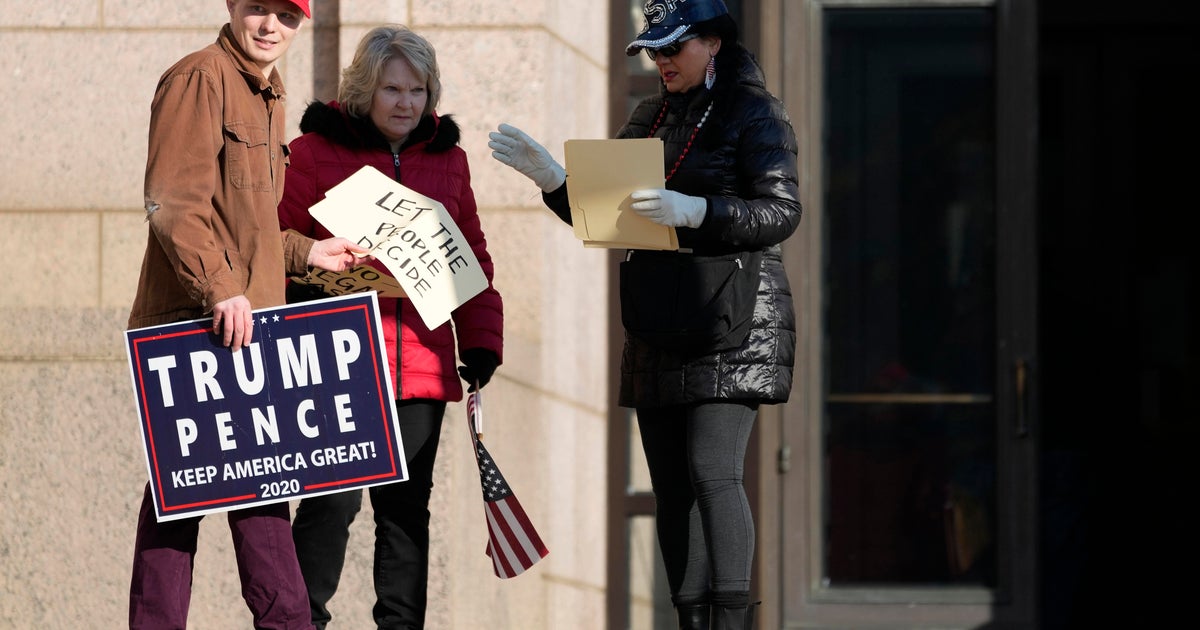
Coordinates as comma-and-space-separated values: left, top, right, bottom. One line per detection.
212, 295, 254, 349
309, 237, 373, 272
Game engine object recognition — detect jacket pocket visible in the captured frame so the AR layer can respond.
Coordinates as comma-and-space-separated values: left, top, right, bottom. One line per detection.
223, 121, 271, 191
620, 249, 762, 356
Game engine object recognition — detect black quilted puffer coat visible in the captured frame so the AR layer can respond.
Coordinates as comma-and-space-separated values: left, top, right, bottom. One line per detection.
544, 44, 801, 408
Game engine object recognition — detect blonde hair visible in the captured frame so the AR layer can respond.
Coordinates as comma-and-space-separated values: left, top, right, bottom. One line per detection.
338, 25, 441, 118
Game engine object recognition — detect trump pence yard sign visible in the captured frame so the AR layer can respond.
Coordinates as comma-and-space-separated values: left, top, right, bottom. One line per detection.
124, 293, 407, 522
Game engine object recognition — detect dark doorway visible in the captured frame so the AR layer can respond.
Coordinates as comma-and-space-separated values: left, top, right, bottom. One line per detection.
1038, 2, 1200, 627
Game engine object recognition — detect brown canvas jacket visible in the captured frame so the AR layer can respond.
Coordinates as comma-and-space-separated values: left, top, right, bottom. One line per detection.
128, 24, 313, 330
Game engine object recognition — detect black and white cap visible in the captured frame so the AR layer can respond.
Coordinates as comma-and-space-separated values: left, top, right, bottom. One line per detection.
625, 0, 730, 56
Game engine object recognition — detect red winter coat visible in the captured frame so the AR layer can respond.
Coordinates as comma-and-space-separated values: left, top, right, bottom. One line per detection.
278, 101, 503, 402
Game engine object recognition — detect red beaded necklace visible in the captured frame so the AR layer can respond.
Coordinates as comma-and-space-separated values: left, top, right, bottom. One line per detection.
647, 100, 714, 182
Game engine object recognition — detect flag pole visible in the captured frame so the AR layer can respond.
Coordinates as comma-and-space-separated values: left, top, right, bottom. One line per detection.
471, 383, 483, 441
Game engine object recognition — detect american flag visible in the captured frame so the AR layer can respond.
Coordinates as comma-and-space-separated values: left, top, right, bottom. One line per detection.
467, 391, 549, 578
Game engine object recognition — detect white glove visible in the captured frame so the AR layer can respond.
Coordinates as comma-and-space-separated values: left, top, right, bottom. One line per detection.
629, 189, 708, 228
488, 123, 567, 192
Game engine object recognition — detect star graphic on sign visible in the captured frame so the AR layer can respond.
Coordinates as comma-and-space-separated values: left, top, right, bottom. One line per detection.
273, 314, 280, 322
259, 316, 268, 324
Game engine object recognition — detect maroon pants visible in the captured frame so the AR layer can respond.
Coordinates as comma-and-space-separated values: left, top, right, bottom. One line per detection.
128, 484, 314, 630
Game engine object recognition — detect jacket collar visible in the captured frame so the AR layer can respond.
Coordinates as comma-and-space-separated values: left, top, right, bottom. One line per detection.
217, 24, 286, 98
659, 45, 764, 150
298, 100, 461, 154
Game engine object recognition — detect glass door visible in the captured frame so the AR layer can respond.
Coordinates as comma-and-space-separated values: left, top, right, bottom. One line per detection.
823, 5, 998, 590
773, 1, 1038, 628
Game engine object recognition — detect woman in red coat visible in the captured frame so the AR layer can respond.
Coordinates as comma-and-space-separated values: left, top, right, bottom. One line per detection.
277, 25, 503, 630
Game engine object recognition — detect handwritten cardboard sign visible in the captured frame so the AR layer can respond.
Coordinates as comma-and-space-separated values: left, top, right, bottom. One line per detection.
291, 264, 407, 299
308, 166, 488, 329
124, 293, 406, 522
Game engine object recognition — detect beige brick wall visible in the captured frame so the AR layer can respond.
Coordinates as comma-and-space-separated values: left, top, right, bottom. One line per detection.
0, 1, 610, 628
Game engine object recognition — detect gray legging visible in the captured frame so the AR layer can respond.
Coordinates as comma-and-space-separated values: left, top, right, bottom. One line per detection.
636, 401, 758, 604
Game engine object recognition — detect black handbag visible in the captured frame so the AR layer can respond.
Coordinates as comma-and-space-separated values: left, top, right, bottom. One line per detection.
619, 249, 762, 355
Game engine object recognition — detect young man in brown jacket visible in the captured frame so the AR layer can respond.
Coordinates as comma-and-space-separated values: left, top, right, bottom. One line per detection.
127, 2, 367, 628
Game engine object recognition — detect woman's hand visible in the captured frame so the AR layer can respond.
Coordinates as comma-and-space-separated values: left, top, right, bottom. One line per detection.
488, 123, 567, 192
630, 189, 708, 228
457, 348, 500, 392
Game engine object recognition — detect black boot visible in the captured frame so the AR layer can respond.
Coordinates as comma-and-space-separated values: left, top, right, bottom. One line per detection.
711, 597, 758, 630
674, 602, 710, 630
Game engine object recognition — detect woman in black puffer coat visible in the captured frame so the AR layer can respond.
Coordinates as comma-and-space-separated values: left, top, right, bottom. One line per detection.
489, 2, 799, 628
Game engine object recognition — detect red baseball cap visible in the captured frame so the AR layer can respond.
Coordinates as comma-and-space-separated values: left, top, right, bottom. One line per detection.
289, 0, 311, 18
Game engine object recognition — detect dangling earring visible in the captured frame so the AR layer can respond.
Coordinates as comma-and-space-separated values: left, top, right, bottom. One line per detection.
704, 54, 716, 89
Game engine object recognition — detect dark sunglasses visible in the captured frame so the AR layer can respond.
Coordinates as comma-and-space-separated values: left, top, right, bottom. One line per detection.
645, 34, 699, 61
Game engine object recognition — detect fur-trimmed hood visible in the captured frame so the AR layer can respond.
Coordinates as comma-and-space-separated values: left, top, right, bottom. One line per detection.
297, 99, 462, 154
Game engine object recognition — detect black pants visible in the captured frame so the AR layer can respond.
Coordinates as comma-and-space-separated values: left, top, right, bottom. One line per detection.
636, 401, 758, 603
292, 399, 446, 630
